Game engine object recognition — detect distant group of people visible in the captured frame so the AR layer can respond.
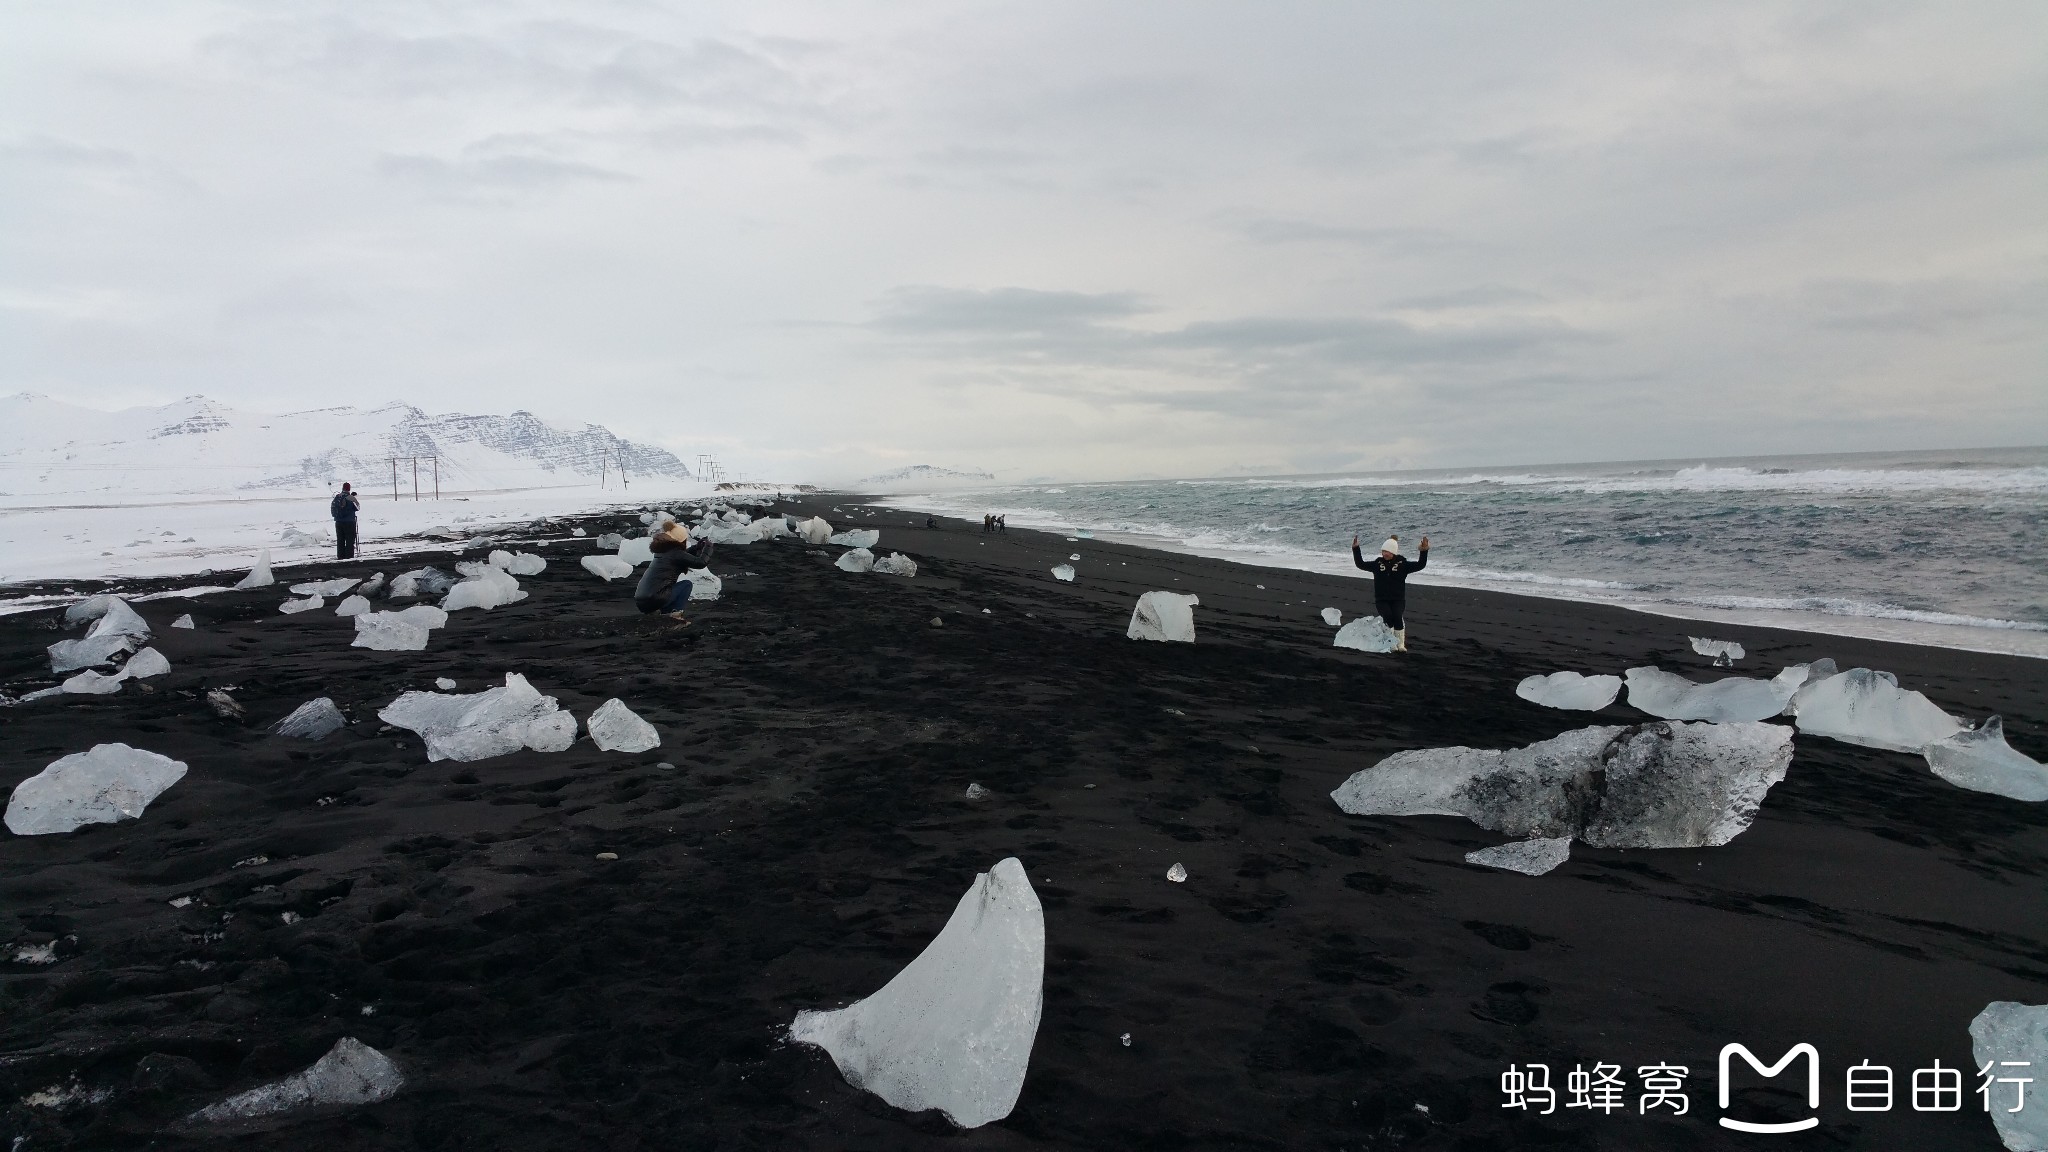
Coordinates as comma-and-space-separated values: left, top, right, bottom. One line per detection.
982, 514, 1006, 533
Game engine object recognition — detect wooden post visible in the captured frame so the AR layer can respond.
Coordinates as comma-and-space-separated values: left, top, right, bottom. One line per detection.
432, 457, 439, 500
391, 458, 398, 501
412, 458, 419, 501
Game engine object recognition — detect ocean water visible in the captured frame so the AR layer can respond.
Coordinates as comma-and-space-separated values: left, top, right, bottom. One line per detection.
879, 448, 2048, 658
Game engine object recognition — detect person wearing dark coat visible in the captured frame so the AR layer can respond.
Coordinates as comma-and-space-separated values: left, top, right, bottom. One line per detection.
1350, 533, 1430, 651
330, 483, 360, 560
633, 518, 716, 621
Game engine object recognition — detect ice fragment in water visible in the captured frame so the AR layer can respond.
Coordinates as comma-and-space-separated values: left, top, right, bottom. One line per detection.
334, 595, 371, 617
1689, 636, 1745, 666
581, 555, 633, 581
617, 537, 654, 566
290, 578, 359, 597
186, 1037, 402, 1124
442, 568, 525, 612
797, 517, 833, 545
122, 647, 170, 679
435, 677, 456, 690
964, 782, 989, 800
1923, 717, 2048, 802
1970, 1001, 2048, 1151
1789, 667, 1964, 752
378, 672, 576, 762
1128, 592, 1199, 643
1051, 564, 1075, 582
828, 529, 880, 549
351, 612, 429, 652
788, 858, 1043, 1128
587, 698, 660, 753
62, 669, 127, 694
279, 595, 323, 615
1465, 837, 1572, 876
274, 698, 346, 740
835, 548, 876, 573
684, 569, 723, 600
1166, 863, 1187, 883
1624, 666, 1799, 723
873, 553, 917, 577
1074, 528, 1093, 538
1331, 721, 1793, 849
1516, 671, 1622, 712
1320, 607, 1343, 626
171, 614, 195, 629
6, 744, 188, 835
1333, 617, 1398, 653
234, 550, 275, 589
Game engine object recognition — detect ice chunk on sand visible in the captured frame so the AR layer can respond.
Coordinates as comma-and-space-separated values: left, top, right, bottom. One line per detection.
593, 532, 624, 549
1166, 863, 1187, 883
442, 568, 526, 612
1689, 636, 1744, 666
1970, 1001, 2048, 1151
1789, 667, 1963, 752
378, 672, 576, 762
279, 595, 323, 615
357, 572, 386, 597
1333, 617, 1398, 653
1331, 721, 1793, 849
1624, 666, 1799, 724
171, 614, 195, 629
572, 526, 587, 537
290, 578, 359, 597
616, 537, 654, 566
1320, 607, 1343, 626
187, 1037, 402, 1124
1051, 564, 1075, 582
502, 551, 546, 575
234, 550, 275, 589
836, 548, 876, 573
435, 677, 456, 689
684, 569, 722, 600
123, 647, 170, 679
334, 595, 370, 617
755, 516, 791, 540
48, 635, 136, 673
63, 595, 120, 627
789, 858, 1043, 1129
274, 698, 346, 740
581, 554, 633, 581
829, 529, 880, 549
873, 553, 918, 577
88, 598, 151, 641
587, 698, 660, 753
351, 611, 432, 652
1517, 671, 1622, 712
964, 782, 990, 800
1465, 837, 1572, 875
695, 521, 759, 545
386, 567, 453, 599
1128, 592, 1199, 643
797, 517, 833, 545
6, 744, 188, 835
62, 669, 128, 694
1923, 717, 2048, 802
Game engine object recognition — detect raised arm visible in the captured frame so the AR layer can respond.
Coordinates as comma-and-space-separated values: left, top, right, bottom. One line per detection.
1350, 534, 1370, 571
1406, 536, 1429, 573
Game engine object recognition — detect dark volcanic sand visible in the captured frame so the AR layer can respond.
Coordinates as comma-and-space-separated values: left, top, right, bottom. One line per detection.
3, 499, 2044, 1151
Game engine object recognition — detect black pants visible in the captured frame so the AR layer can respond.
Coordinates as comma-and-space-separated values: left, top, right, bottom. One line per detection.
336, 521, 356, 560
1376, 599, 1405, 630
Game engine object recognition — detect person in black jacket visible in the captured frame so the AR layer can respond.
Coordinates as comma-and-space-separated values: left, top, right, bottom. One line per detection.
1351, 533, 1429, 651
330, 483, 360, 560
633, 517, 716, 622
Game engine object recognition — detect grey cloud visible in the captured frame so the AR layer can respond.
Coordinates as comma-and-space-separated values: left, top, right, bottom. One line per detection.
1232, 217, 1469, 256
872, 286, 1147, 337
1387, 286, 1547, 311
378, 151, 634, 193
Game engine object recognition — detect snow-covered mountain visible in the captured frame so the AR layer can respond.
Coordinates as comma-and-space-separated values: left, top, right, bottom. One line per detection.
0, 394, 691, 501
857, 464, 996, 491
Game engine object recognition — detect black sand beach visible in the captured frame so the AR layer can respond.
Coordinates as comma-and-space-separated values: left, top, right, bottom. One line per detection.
3, 498, 2044, 1150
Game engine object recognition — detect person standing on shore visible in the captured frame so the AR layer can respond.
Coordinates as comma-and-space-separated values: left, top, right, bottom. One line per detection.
331, 482, 360, 560
1351, 533, 1429, 651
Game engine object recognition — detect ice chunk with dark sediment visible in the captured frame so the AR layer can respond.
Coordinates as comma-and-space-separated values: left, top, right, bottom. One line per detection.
797, 517, 833, 545
49, 635, 136, 673
122, 647, 170, 679
1465, 837, 1572, 875
829, 529, 880, 549
1969, 1001, 2048, 1151
587, 698, 660, 752
386, 567, 453, 600
581, 554, 634, 581
788, 858, 1043, 1128
187, 1037, 402, 1124
171, 614, 196, 629
234, 550, 275, 589
290, 578, 359, 597
274, 698, 346, 740
378, 672, 576, 762
835, 547, 876, 573
1689, 636, 1744, 666
5, 744, 188, 835
1128, 592, 1199, 643
873, 553, 917, 577
442, 568, 526, 612
1623, 666, 1799, 723
1051, 564, 1075, 582
1789, 667, 1963, 752
335, 595, 371, 616
1923, 717, 2048, 801
1320, 607, 1343, 626
1331, 721, 1793, 849
279, 595, 323, 615
1333, 616, 1398, 653
1517, 671, 1622, 712
62, 669, 128, 694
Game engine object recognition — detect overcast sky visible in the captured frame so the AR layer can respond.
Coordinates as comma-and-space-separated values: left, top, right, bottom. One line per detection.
5, 2, 2044, 483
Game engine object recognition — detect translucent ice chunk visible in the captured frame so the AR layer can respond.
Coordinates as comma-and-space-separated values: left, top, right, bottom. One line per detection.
797, 517, 833, 545
587, 698, 660, 753
62, 669, 127, 694
1689, 636, 1745, 666
5, 744, 188, 835
279, 595, 323, 614
571, 527, 587, 537
684, 569, 722, 600
1516, 671, 1623, 711
87, 598, 151, 641
836, 548, 876, 573
378, 672, 575, 762
351, 612, 430, 652
387, 567, 453, 599
503, 552, 546, 576
274, 698, 346, 740
1166, 863, 1187, 883
1923, 717, 2048, 802
290, 578, 359, 597
1970, 1001, 2048, 1151
829, 529, 880, 549
435, 677, 456, 690
48, 635, 136, 673
234, 550, 275, 589
1331, 721, 1793, 849
696, 521, 759, 545
63, 595, 120, 627
873, 553, 918, 577
171, 614, 196, 629
964, 782, 990, 800
1789, 668, 1963, 752
1051, 564, 1075, 582
1623, 666, 1798, 723
1128, 592, 1199, 643
617, 537, 654, 566
187, 1037, 402, 1123
1333, 617, 1398, 653
335, 595, 371, 617
357, 572, 386, 598
1320, 607, 1343, 626
581, 554, 634, 581
122, 647, 170, 679
789, 858, 1043, 1128
1465, 837, 1572, 875
442, 568, 525, 612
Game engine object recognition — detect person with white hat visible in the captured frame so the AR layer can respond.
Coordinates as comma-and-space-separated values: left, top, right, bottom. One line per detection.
1350, 532, 1430, 651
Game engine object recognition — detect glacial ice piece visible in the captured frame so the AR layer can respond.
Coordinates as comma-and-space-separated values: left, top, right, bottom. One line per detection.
829, 529, 880, 549
964, 783, 990, 800
695, 521, 759, 545
48, 635, 136, 674
357, 572, 386, 598
351, 613, 430, 652
1333, 617, 1398, 653
1320, 607, 1343, 626
587, 698, 660, 753
1789, 668, 1963, 752
87, 598, 151, 641
1516, 671, 1623, 712
62, 669, 128, 694
388, 604, 447, 630
274, 698, 346, 740
335, 595, 370, 617
280, 595, 324, 615
754, 516, 791, 540
171, 614, 196, 629
63, 595, 119, 627
1465, 837, 1572, 876
572, 527, 587, 537
487, 550, 515, 570
788, 858, 1043, 1129
617, 537, 654, 566
5, 744, 188, 835
1128, 592, 1199, 643
386, 567, 453, 600
1074, 529, 1093, 539
502, 552, 546, 576
279, 526, 328, 548
1051, 565, 1075, 582
1331, 721, 1794, 849
595, 532, 624, 549
1689, 636, 1745, 666
873, 553, 918, 577
836, 548, 876, 573
798, 517, 833, 545
1923, 717, 2048, 802
442, 568, 526, 612
290, 578, 360, 597
234, 551, 275, 589
378, 672, 577, 762
581, 555, 634, 581
122, 647, 170, 679
1166, 863, 1187, 883
1970, 1002, 2048, 1151
187, 1037, 403, 1124
435, 677, 457, 690
1623, 666, 1798, 724
684, 569, 722, 600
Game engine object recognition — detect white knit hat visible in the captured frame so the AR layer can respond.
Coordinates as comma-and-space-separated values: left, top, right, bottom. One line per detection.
1380, 537, 1400, 554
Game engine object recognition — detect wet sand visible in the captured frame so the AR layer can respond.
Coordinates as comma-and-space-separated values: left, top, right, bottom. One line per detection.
3, 498, 2044, 1149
